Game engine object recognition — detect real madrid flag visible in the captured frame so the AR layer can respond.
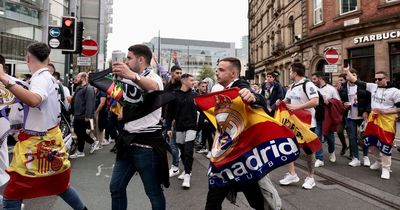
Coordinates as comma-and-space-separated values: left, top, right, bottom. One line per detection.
194, 87, 299, 187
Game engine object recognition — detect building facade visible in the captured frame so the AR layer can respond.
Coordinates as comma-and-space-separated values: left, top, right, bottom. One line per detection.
249, 0, 400, 87
148, 37, 235, 78
249, 0, 303, 86
236, 35, 249, 77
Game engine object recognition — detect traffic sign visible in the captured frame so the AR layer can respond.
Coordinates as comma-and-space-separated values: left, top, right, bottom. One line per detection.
324, 48, 339, 64
77, 57, 91, 66
81, 39, 99, 57
49, 27, 61, 37
48, 38, 60, 48
324, 65, 338, 73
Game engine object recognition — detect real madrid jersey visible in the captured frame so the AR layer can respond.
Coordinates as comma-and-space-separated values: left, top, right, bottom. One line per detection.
285, 78, 319, 128
366, 83, 400, 109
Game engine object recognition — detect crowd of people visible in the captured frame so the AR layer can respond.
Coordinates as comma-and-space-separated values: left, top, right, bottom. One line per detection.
0, 42, 400, 210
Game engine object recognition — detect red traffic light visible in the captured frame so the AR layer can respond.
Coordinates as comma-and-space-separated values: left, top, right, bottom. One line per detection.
64, 19, 73, 27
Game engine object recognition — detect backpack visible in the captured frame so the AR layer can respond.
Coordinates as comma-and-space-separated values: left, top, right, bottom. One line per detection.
291, 80, 325, 122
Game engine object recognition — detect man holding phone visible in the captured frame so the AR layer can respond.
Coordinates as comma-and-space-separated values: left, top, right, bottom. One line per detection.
110, 44, 168, 210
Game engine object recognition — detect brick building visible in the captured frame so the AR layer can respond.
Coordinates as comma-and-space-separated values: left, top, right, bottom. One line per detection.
249, 0, 400, 87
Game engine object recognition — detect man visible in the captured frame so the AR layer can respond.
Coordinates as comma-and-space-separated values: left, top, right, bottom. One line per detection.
0, 42, 86, 210
166, 74, 198, 188
47, 63, 56, 75
110, 44, 167, 210
279, 63, 319, 190
311, 72, 341, 167
164, 65, 182, 177
205, 57, 268, 210
261, 71, 285, 116
196, 81, 214, 156
344, 68, 400, 179
336, 74, 349, 156
339, 69, 371, 167
69, 72, 98, 158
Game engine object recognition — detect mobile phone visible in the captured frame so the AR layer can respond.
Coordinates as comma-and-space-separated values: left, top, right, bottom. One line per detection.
112, 51, 126, 64
343, 59, 349, 68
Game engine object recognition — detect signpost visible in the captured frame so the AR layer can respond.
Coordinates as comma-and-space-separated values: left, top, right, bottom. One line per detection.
324, 65, 338, 73
81, 39, 99, 57
324, 48, 339, 65
77, 57, 91, 66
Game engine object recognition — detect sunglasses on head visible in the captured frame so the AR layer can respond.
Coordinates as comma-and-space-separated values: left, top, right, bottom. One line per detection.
374, 78, 384, 81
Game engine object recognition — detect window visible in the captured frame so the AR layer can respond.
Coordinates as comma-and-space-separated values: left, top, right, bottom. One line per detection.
314, 0, 323, 25
288, 16, 295, 44
390, 43, 400, 88
340, 0, 357, 15
348, 46, 375, 82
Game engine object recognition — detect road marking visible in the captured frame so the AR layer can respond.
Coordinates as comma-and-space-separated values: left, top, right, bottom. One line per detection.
96, 164, 114, 176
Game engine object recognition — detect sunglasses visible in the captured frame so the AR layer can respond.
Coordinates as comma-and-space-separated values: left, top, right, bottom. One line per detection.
374, 78, 384, 81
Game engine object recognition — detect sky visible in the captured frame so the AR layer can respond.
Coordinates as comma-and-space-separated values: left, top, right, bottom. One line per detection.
106, 0, 249, 59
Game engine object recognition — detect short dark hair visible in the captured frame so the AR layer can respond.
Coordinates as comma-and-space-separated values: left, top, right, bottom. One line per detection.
375, 71, 388, 77
27, 42, 51, 62
267, 71, 279, 78
181, 73, 193, 80
349, 68, 358, 74
199, 81, 208, 86
312, 71, 324, 78
171, 65, 182, 72
219, 57, 241, 73
53, 71, 61, 80
48, 63, 56, 70
290, 62, 305, 77
128, 44, 152, 65
339, 73, 347, 80
0, 54, 5, 66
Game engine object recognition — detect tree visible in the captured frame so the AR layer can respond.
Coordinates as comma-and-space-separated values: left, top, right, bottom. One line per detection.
198, 65, 215, 81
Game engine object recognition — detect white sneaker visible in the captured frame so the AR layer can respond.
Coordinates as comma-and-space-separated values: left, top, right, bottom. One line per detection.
363, 156, 371, 167
370, 161, 382, 170
302, 176, 316, 190
348, 158, 361, 167
101, 139, 110, 146
182, 174, 191, 188
169, 165, 180, 177
95, 145, 103, 151
381, 168, 391, 180
329, 152, 336, 163
206, 152, 211, 159
279, 172, 300, 185
314, 159, 324, 168
196, 148, 208, 154
178, 171, 191, 180
70, 151, 85, 159
90, 141, 100, 154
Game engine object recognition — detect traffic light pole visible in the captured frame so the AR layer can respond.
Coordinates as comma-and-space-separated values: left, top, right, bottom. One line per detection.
63, 54, 70, 87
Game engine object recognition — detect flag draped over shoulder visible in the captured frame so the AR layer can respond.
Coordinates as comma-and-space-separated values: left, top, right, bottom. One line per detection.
89, 69, 175, 122
274, 102, 321, 153
194, 87, 299, 187
364, 112, 396, 156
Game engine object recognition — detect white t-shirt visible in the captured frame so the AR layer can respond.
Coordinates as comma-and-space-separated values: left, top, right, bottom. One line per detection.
124, 69, 164, 133
347, 84, 362, 119
366, 83, 400, 109
285, 78, 319, 127
319, 84, 340, 100
27, 68, 61, 131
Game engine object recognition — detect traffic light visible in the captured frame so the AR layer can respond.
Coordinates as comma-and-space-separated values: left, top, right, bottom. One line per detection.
60, 16, 77, 51
74, 21, 84, 54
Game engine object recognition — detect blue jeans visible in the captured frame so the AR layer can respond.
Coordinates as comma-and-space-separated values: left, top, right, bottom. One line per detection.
167, 128, 179, 167
315, 122, 335, 161
347, 119, 368, 159
3, 186, 85, 210
110, 147, 165, 210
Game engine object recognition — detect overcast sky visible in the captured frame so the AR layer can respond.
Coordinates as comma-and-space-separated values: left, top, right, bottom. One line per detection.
106, 0, 248, 59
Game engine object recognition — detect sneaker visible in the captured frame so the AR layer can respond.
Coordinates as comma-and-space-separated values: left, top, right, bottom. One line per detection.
101, 139, 110, 146
178, 171, 191, 180
329, 152, 336, 163
90, 141, 100, 154
302, 176, 316, 190
196, 148, 208, 154
206, 151, 211, 159
348, 158, 361, 167
95, 145, 103, 150
182, 174, 191, 188
169, 165, 180, 177
279, 172, 300, 185
381, 168, 391, 180
314, 159, 324, 168
370, 161, 382, 170
363, 156, 371, 167
70, 151, 85, 159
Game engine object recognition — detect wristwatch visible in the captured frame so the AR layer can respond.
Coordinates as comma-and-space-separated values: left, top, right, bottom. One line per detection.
5, 79, 16, 89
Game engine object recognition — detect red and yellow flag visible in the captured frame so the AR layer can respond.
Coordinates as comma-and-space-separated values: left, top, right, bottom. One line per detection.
195, 88, 299, 187
364, 112, 396, 155
274, 102, 321, 153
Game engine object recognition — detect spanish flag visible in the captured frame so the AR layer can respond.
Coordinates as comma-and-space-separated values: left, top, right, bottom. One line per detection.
194, 88, 299, 187
364, 112, 396, 156
274, 102, 321, 153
